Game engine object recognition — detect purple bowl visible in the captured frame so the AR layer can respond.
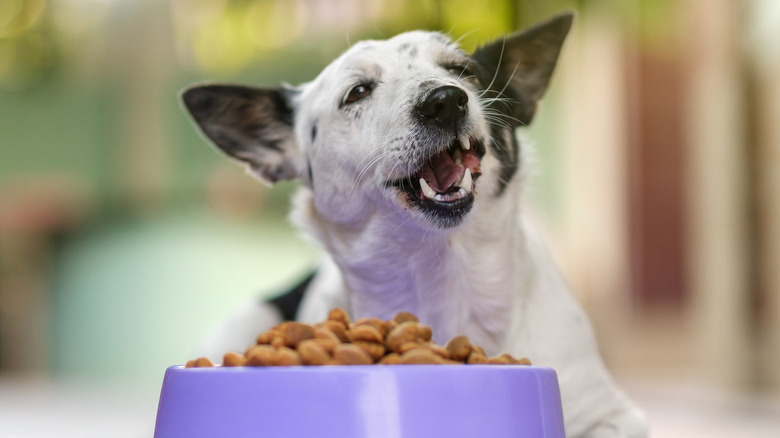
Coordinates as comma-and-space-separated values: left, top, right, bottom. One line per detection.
154, 365, 565, 437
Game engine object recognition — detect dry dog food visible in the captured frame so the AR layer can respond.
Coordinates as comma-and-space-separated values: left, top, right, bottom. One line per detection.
186, 308, 531, 368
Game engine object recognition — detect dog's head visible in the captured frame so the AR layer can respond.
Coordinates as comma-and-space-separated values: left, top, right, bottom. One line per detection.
182, 13, 572, 230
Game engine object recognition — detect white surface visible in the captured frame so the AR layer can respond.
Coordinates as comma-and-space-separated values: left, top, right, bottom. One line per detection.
0, 378, 158, 438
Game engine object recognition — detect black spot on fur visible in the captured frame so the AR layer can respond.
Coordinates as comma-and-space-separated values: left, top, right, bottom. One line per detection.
269, 90, 295, 127
267, 271, 316, 321
430, 33, 450, 45
307, 157, 314, 187
470, 60, 523, 196
311, 124, 317, 141
409, 47, 418, 57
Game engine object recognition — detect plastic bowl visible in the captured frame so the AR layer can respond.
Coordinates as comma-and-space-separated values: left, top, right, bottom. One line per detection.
154, 365, 565, 438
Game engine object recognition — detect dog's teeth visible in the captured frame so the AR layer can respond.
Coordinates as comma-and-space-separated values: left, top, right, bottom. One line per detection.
460, 168, 473, 192
460, 135, 471, 151
419, 178, 437, 199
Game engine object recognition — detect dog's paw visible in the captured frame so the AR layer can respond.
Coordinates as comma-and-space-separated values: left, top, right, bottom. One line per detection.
580, 406, 648, 438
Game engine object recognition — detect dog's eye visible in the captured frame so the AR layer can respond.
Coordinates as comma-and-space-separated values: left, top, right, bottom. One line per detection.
343, 84, 372, 105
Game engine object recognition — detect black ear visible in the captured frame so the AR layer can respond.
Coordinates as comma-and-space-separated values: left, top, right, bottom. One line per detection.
181, 84, 301, 184
472, 12, 573, 126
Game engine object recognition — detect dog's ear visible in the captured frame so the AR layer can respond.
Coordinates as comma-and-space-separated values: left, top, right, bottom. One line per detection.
181, 84, 301, 184
472, 12, 573, 125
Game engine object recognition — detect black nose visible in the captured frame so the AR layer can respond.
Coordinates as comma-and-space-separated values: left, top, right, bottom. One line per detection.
416, 85, 469, 131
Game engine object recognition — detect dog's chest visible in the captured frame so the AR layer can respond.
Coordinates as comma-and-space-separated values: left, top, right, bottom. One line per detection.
327, 224, 517, 355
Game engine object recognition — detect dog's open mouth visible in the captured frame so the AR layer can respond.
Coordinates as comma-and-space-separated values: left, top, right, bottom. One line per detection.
389, 135, 485, 225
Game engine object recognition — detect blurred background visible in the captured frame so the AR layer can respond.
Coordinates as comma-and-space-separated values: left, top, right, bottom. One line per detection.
1, 0, 779, 436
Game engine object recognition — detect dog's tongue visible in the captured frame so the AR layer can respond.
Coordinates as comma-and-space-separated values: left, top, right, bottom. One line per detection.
421, 151, 462, 193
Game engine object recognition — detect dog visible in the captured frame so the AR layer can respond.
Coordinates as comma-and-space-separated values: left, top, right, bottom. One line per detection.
181, 12, 647, 438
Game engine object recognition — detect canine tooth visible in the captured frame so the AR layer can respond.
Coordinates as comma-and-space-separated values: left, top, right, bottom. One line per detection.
460, 135, 471, 151
460, 168, 473, 192
419, 178, 437, 199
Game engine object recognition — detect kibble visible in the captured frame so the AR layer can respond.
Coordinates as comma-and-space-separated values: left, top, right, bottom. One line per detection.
222, 352, 248, 367
446, 335, 473, 362
185, 356, 215, 368
187, 308, 532, 368
297, 340, 330, 365
333, 343, 373, 365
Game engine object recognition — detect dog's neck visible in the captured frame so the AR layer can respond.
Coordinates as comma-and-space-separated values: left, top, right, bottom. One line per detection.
293, 182, 528, 353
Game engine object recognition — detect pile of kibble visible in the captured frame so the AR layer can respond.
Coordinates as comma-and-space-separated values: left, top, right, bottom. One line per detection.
186, 308, 531, 367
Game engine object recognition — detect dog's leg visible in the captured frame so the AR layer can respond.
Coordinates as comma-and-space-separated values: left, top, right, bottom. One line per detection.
507, 219, 648, 438
557, 358, 648, 438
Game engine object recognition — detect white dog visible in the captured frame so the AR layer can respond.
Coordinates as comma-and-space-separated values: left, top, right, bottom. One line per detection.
182, 12, 647, 438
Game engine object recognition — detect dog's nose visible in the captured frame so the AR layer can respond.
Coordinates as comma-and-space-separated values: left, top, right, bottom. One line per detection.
416, 85, 469, 131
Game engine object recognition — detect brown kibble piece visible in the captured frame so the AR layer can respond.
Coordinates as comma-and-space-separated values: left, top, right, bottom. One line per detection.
256, 329, 282, 345
418, 325, 433, 342
311, 337, 340, 355
386, 321, 422, 353
315, 327, 341, 343
398, 341, 424, 354
276, 347, 302, 366
486, 354, 514, 365
321, 320, 350, 343
246, 345, 277, 366
467, 351, 488, 364
270, 322, 290, 334
222, 352, 247, 367
327, 308, 351, 327
185, 359, 196, 368
190, 357, 213, 368
427, 343, 451, 360
283, 322, 316, 348
353, 317, 388, 337
353, 341, 386, 362
400, 349, 445, 365
446, 335, 473, 362
333, 344, 373, 365
350, 325, 384, 344
392, 311, 419, 324
517, 357, 532, 365
378, 353, 402, 364
297, 340, 331, 365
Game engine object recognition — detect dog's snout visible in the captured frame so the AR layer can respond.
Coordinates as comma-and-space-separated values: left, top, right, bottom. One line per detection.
416, 85, 468, 131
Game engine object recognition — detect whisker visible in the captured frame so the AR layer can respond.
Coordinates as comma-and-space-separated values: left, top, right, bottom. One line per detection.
494, 59, 522, 103
346, 150, 393, 206
453, 29, 479, 45
482, 37, 506, 94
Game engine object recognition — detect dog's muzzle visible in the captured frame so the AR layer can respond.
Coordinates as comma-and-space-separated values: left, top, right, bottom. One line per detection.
387, 85, 486, 227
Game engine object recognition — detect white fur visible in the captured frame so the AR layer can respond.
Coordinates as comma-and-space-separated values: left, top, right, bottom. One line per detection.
193, 26, 647, 438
